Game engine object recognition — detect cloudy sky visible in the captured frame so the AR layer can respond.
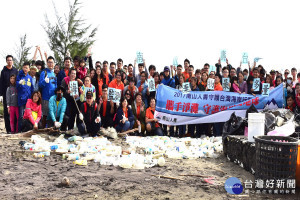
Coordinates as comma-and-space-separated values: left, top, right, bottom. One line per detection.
1, 0, 299, 73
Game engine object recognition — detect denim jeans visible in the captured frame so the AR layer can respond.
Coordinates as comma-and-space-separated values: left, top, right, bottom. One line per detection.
178, 125, 186, 137
116, 120, 134, 132
213, 122, 224, 137
18, 105, 26, 132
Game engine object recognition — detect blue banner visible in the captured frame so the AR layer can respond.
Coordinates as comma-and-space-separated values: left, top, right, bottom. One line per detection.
155, 84, 284, 125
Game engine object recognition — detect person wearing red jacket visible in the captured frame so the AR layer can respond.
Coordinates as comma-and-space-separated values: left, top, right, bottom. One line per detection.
77, 59, 88, 80
22, 91, 42, 132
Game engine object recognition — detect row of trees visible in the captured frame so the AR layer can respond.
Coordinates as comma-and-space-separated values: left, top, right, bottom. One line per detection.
5, 0, 97, 69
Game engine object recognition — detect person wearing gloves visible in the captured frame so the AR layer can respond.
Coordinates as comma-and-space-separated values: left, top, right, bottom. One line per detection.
114, 96, 135, 132
77, 91, 101, 137
47, 86, 69, 131
39, 56, 57, 128
16, 62, 34, 132
61, 68, 83, 130
22, 91, 42, 132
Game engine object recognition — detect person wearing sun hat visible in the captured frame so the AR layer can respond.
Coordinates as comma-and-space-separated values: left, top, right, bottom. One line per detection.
30, 65, 39, 91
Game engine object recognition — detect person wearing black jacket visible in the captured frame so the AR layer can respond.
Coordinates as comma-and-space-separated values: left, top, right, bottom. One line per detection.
0, 55, 18, 133
99, 84, 115, 128
77, 91, 101, 136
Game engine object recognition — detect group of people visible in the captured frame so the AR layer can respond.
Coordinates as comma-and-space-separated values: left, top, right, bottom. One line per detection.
0, 50, 298, 137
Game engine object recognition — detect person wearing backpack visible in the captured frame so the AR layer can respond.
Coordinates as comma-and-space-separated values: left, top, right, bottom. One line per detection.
77, 91, 101, 137
39, 56, 57, 128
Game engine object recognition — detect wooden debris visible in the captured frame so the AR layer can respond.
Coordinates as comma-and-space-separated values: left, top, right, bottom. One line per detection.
179, 174, 207, 177
151, 175, 184, 181
118, 128, 138, 137
0, 128, 76, 139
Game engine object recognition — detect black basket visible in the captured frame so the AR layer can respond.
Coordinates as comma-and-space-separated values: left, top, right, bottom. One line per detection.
255, 136, 298, 190
224, 135, 256, 174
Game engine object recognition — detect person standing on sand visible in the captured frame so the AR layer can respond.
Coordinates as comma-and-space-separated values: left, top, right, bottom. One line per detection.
0, 55, 18, 133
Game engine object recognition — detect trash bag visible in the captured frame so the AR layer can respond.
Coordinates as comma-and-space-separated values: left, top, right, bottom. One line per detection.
245, 104, 258, 119
222, 112, 245, 140
245, 104, 258, 126
264, 112, 276, 134
294, 106, 300, 124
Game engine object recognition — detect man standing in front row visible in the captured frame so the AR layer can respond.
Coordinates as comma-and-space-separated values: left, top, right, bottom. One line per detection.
39, 56, 57, 128
0, 55, 18, 133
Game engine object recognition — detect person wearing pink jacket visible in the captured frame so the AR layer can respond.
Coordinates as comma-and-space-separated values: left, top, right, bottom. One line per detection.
22, 91, 42, 132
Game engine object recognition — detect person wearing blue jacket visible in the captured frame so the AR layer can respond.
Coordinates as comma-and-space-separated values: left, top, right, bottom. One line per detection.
39, 56, 57, 128
161, 66, 175, 136
136, 71, 149, 108
47, 86, 69, 131
16, 62, 34, 132
161, 66, 175, 88
115, 97, 135, 132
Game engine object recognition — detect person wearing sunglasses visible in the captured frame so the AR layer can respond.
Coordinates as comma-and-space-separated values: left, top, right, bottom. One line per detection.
123, 77, 138, 101
77, 91, 101, 137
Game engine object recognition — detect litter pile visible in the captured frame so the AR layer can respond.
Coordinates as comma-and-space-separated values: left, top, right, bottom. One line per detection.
126, 136, 223, 159
20, 134, 223, 169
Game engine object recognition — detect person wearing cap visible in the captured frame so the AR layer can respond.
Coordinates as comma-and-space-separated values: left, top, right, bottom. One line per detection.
30, 65, 39, 91
77, 91, 101, 137
161, 66, 175, 88
47, 86, 69, 131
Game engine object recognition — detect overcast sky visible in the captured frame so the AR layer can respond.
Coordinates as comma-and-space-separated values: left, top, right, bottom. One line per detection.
1, 0, 300, 73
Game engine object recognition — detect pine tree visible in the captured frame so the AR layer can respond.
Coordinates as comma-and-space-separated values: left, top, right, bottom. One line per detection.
43, 0, 97, 65
13, 34, 32, 70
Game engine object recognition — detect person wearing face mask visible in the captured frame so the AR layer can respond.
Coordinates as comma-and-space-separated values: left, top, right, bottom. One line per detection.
39, 56, 57, 128
77, 91, 101, 137
47, 86, 69, 131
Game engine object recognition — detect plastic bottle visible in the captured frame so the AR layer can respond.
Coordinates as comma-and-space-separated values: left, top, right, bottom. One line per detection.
33, 153, 44, 158
50, 145, 58, 150
67, 154, 80, 160
73, 160, 87, 166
